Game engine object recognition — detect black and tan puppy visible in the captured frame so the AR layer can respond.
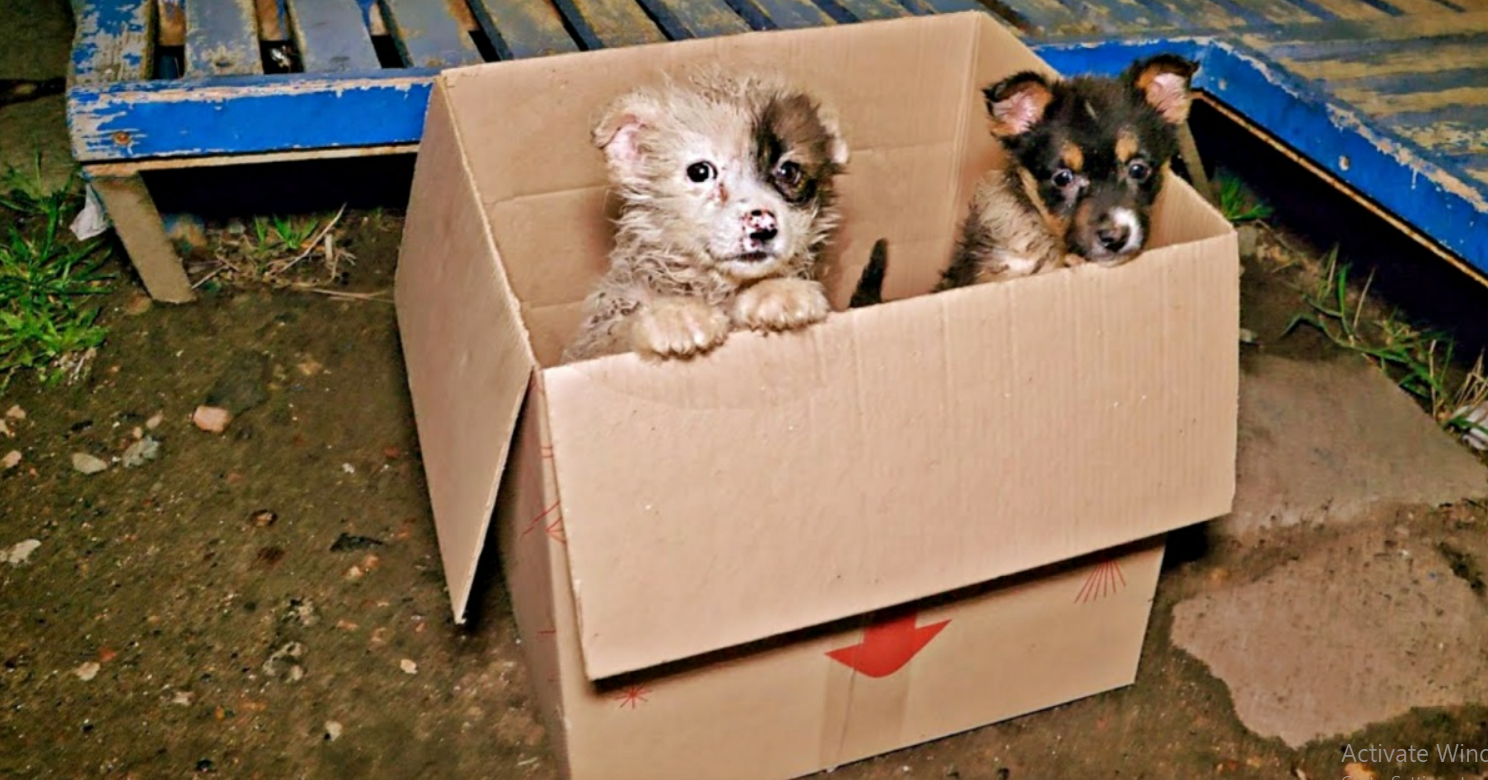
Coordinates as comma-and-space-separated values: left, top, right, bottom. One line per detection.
847, 55, 1198, 309
938, 54, 1199, 289
561, 69, 850, 364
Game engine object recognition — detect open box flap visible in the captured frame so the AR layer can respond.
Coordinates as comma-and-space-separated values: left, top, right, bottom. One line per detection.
545, 185, 1239, 681
394, 80, 537, 624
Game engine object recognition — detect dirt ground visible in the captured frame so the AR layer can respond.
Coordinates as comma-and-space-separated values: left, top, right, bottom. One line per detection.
6, 4, 1488, 780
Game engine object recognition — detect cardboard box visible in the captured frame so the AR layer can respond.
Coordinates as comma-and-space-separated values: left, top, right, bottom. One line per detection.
393, 11, 1239, 779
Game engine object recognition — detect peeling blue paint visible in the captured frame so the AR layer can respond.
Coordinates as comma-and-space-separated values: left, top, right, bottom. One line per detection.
70, 0, 152, 85
69, 71, 439, 160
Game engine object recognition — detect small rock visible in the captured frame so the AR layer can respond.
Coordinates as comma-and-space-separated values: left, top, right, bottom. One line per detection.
345, 565, 364, 581
145, 411, 164, 430
1239, 327, 1257, 345
2, 450, 21, 470
74, 661, 101, 681
1344, 764, 1376, 780
0, 420, 9, 438
171, 690, 194, 706
341, 463, 355, 475
72, 453, 109, 475
192, 406, 233, 434
287, 599, 318, 627
5, 539, 41, 565
263, 641, 306, 683
5, 405, 25, 421
122, 436, 161, 468
1237, 224, 1260, 259
122, 294, 153, 317
296, 357, 323, 377
323, 720, 343, 742
330, 533, 384, 552
250, 510, 278, 528
400, 659, 418, 675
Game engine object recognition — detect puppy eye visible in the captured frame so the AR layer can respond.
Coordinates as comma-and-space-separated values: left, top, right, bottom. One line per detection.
775, 161, 802, 186
1051, 168, 1074, 188
1127, 160, 1152, 182
686, 162, 716, 183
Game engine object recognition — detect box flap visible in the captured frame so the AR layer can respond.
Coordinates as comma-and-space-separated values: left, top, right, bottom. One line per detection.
394, 80, 537, 623
544, 187, 1239, 680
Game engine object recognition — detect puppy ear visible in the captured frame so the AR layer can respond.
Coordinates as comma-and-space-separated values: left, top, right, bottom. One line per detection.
1127, 54, 1198, 125
983, 72, 1055, 138
592, 94, 659, 169
815, 102, 851, 167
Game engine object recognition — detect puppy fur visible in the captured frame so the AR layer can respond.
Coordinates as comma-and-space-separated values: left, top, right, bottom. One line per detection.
561, 69, 850, 364
937, 54, 1198, 291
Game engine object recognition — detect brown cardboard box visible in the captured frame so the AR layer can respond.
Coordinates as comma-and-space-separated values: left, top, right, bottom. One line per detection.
394, 11, 1238, 779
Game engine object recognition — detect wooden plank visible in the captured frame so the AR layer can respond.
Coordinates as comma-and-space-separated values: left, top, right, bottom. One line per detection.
285, 0, 383, 72
634, 0, 752, 37
158, 0, 185, 46
1070, 0, 1178, 33
1194, 39, 1488, 275
87, 143, 417, 176
71, 0, 155, 86
257, 0, 289, 39
549, 0, 666, 47
1375, 0, 1460, 14
186, 0, 265, 76
1297, 0, 1394, 19
1272, 39, 1488, 80
465, 0, 580, 57
815, 0, 909, 22
1243, 10, 1488, 53
68, 71, 438, 162
718, 0, 833, 29
1208, 0, 1322, 26
1386, 107, 1488, 156
990, 0, 1090, 34
88, 172, 195, 303
1129, 0, 1255, 30
1334, 79, 1488, 116
379, 0, 483, 68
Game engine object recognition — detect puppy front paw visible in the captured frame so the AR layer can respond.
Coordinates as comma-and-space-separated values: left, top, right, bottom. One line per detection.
732, 278, 830, 333
629, 297, 732, 360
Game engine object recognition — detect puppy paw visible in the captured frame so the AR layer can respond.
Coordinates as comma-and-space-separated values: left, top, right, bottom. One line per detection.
732, 278, 831, 332
629, 297, 732, 359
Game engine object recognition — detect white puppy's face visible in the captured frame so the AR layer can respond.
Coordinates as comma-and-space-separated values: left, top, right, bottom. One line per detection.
594, 73, 850, 281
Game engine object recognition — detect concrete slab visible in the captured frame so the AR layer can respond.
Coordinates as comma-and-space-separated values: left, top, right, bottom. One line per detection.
1217, 354, 1488, 538
1171, 520, 1488, 748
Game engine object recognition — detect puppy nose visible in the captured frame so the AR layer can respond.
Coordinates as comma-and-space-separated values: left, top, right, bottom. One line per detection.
746, 209, 778, 243
1096, 224, 1130, 251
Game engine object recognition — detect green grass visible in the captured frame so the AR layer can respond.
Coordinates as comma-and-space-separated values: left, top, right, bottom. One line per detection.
249, 213, 322, 261
0, 153, 115, 390
1283, 247, 1488, 441
1214, 169, 1275, 224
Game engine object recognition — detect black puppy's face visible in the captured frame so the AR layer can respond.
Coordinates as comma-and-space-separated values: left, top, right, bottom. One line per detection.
982, 54, 1198, 265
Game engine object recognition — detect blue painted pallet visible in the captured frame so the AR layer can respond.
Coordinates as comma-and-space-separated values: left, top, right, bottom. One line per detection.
65, 0, 1488, 296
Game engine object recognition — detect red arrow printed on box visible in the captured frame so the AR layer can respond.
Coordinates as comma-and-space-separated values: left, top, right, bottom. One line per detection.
826, 613, 951, 678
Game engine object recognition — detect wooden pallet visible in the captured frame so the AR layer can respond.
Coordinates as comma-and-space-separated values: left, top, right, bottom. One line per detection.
67, 0, 1488, 301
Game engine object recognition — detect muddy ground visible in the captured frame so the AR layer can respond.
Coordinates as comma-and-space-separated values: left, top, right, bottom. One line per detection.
7, 3, 1488, 779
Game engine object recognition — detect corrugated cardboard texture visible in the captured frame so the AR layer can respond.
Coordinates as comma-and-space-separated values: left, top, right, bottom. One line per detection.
397, 11, 1238, 679
499, 404, 1167, 779
393, 84, 535, 622
547, 225, 1236, 679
